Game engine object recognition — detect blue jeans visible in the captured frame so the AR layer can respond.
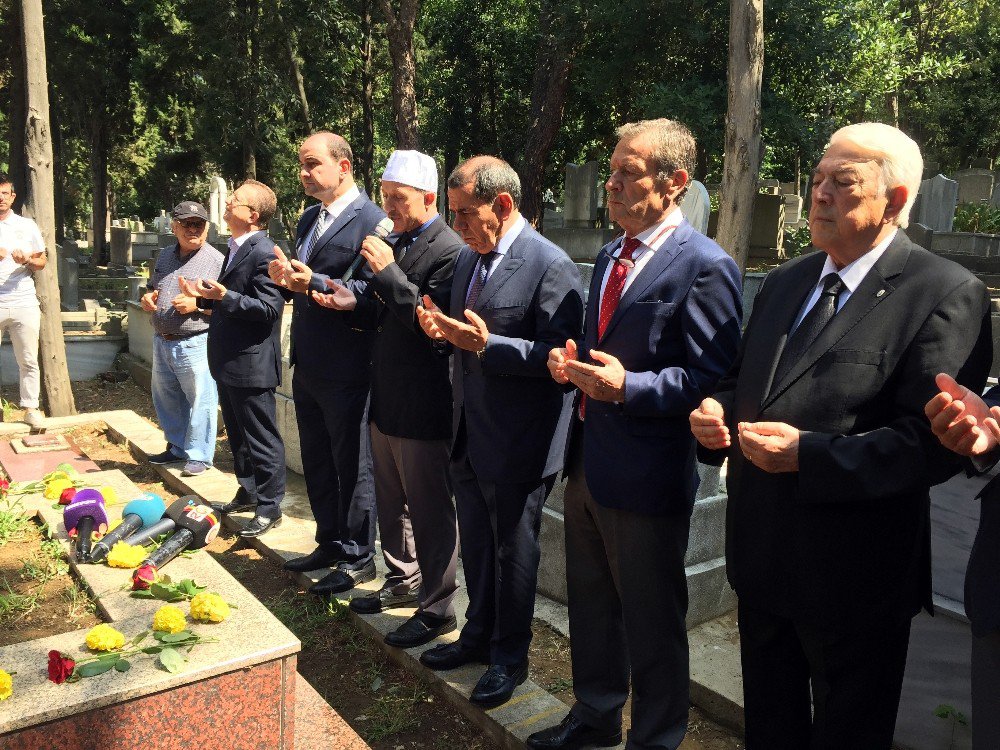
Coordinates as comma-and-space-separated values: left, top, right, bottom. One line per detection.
151, 332, 218, 464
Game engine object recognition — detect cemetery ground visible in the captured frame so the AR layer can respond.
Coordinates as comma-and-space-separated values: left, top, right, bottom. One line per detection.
0, 378, 743, 750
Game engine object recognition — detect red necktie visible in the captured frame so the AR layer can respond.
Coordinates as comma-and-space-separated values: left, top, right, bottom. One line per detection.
597, 237, 640, 338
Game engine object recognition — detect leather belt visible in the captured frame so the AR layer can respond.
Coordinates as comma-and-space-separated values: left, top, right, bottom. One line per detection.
158, 331, 206, 342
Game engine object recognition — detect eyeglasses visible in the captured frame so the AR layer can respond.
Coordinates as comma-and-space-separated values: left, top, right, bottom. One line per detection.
226, 195, 252, 209
178, 219, 207, 229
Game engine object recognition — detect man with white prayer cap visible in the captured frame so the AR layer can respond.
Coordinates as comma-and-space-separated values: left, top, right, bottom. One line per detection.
312, 149, 465, 648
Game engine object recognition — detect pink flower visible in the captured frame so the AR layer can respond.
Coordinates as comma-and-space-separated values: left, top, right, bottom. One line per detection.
47, 650, 75, 684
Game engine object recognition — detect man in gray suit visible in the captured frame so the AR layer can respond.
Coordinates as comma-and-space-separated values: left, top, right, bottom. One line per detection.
417, 156, 583, 709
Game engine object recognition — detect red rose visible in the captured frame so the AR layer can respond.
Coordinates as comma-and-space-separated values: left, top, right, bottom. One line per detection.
59, 487, 77, 505
132, 565, 157, 591
47, 650, 75, 684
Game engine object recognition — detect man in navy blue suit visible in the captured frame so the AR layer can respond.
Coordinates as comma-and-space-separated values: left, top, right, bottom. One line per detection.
529, 119, 742, 750
269, 132, 387, 596
417, 156, 584, 709
182, 179, 287, 537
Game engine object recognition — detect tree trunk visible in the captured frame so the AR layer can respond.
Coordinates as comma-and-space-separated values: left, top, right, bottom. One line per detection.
7, 1, 28, 214
716, 0, 764, 272
885, 91, 899, 127
520, 1, 579, 228
90, 118, 109, 265
53, 116, 65, 244
284, 33, 312, 134
358, 0, 377, 196
20, 0, 76, 417
377, 0, 420, 149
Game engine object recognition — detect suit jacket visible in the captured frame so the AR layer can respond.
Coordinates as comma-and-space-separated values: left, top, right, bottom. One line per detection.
448, 224, 584, 484
577, 221, 743, 516
967, 386, 1000, 636
351, 216, 463, 440
206, 231, 286, 389
287, 191, 388, 382
711, 232, 992, 634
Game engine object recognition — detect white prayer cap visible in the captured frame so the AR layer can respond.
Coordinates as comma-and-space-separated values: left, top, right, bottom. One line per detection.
381, 150, 438, 193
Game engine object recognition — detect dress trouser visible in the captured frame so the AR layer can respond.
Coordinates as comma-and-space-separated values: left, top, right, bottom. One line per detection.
738, 600, 912, 750
564, 436, 691, 750
216, 382, 284, 519
370, 421, 458, 619
450, 413, 554, 665
293, 369, 375, 566
0, 305, 40, 409
972, 629, 1000, 750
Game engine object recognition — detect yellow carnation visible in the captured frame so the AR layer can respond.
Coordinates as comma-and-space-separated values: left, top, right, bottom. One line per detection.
152, 605, 187, 634
106, 541, 147, 569
85, 624, 126, 652
189, 592, 230, 623
99, 486, 118, 505
43, 477, 74, 500
0, 668, 12, 701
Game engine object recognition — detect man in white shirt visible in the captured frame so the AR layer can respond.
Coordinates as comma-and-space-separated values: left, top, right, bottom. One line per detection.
0, 173, 47, 429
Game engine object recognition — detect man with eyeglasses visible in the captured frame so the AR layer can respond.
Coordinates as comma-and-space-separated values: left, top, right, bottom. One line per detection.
142, 201, 224, 477
0, 172, 48, 429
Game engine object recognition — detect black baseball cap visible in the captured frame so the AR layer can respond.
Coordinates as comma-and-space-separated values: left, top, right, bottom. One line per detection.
172, 201, 209, 221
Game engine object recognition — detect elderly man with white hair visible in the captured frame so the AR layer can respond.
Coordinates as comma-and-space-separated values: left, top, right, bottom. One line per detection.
313, 150, 464, 648
690, 122, 993, 748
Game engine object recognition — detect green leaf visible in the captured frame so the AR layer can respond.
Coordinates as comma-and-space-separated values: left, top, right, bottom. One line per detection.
130, 590, 155, 599
178, 579, 205, 597
159, 630, 196, 643
141, 646, 163, 654
78, 659, 119, 677
55, 462, 79, 477
158, 646, 187, 673
114, 659, 132, 672
130, 630, 150, 646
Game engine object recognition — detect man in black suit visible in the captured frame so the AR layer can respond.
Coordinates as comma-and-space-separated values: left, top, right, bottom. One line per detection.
312, 149, 463, 649
181, 179, 287, 537
925, 375, 1000, 749
690, 123, 992, 748
416, 156, 583, 709
269, 132, 387, 596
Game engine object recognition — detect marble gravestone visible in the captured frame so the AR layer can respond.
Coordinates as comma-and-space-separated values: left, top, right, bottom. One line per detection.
915, 174, 959, 232
680, 180, 711, 235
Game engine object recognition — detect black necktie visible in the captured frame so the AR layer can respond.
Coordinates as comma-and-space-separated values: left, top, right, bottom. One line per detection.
394, 232, 413, 262
772, 272, 844, 387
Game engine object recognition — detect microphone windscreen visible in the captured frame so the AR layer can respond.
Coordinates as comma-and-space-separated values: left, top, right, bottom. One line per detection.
372, 217, 394, 239
122, 493, 166, 528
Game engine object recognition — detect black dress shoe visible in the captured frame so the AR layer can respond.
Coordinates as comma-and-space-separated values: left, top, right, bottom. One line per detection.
419, 641, 490, 670
470, 660, 529, 708
308, 560, 376, 596
238, 515, 282, 537
283, 548, 343, 573
526, 714, 623, 750
349, 586, 419, 614
212, 487, 256, 514
385, 613, 457, 648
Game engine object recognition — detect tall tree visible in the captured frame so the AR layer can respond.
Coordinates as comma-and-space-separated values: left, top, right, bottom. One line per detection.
19, 0, 76, 416
378, 0, 420, 148
716, 0, 764, 271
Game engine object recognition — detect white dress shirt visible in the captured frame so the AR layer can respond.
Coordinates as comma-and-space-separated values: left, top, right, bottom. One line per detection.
597, 206, 684, 304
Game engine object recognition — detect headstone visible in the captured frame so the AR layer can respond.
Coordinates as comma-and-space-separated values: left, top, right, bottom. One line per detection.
923, 161, 940, 179
904, 223, 934, 251
208, 176, 227, 232
971, 157, 993, 169
749, 193, 785, 259
991, 182, 1000, 209
61, 238, 80, 262
563, 161, 601, 228
759, 178, 780, 190
954, 168, 994, 205
680, 180, 711, 235
779, 181, 798, 196
61, 258, 79, 311
127, 276, 146, 303
109, 226, 132, 265
153, 210, 170, 234
782, 194, 804, 224
915, 174, 959, 232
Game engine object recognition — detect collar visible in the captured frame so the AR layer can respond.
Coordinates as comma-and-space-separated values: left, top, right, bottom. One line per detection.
322, 185, 361, 216
818, 229, 897, 293
493, 215, 526, 259
619, 206, 684, 256
230, 229, 263, 248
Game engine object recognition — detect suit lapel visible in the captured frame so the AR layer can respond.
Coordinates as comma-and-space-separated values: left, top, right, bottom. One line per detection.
220, 232, 259, 281
473, 228, 528, 310
598, 223, 689, 344
309, 201, 361, 261
762, 236, 909, 408
397, 221, 438, 274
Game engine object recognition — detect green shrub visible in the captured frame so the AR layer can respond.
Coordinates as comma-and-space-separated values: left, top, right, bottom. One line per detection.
953, 202, 1000, 234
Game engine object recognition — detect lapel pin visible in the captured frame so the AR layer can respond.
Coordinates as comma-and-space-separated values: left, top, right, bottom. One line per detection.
876, 289, 886, 297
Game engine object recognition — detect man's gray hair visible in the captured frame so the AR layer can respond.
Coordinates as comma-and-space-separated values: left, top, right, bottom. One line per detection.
239, 179, 278, 227
615, 118, 696, 188
447, 156, 522, 207
828, 123, 923, 228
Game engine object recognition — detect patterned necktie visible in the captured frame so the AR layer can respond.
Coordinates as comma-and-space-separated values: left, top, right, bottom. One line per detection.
465, 251, 498, 308
772, 272, 844, 387
302, 208, 329, 262
597, 237, 641, 338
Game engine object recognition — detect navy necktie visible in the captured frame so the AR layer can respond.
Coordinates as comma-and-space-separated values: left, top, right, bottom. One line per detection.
465, 252, 498, 308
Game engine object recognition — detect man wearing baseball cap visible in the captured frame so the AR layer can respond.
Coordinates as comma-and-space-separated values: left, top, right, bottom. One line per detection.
141, 200, 224, 476
312, 150, 464, 647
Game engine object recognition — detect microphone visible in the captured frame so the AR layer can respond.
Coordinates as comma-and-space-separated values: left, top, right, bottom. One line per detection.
132, 497, 220, 589
340, 217, 395, 283
63, 489, 109, 563
122, 517, 175, 547
89, 493, 166, 563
